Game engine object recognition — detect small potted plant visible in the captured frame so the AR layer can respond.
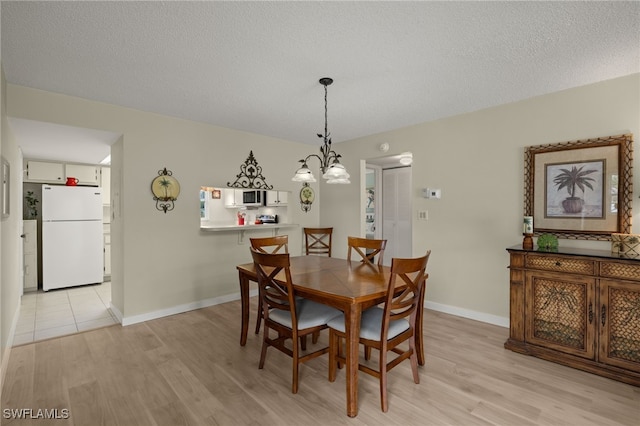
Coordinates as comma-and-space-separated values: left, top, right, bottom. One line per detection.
537, 234, 558, 252
24, 191, 39, 219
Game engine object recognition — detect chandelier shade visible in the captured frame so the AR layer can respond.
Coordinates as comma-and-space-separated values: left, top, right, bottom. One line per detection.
291, 77, 350, 184
292, 161, 317, 183
322, 162, 350, 181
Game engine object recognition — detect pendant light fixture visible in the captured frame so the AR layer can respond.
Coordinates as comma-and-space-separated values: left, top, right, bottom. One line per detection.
292, 78, 350, 184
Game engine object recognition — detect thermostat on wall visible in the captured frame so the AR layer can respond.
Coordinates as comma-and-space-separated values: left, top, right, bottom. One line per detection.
422, 188, 441, 199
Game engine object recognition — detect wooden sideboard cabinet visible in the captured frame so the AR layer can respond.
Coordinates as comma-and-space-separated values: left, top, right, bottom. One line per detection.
506, 246, 640, 386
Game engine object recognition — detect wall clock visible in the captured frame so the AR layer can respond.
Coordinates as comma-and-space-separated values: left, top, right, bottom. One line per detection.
300, 183, 314, 212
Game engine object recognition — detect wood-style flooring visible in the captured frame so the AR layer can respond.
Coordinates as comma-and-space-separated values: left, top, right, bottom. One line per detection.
2, 297, 639, 425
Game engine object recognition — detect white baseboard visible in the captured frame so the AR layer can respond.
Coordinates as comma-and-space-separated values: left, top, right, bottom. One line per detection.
119, 289, 259, 326
424, 300, 509, 328
113, 289, 506, 329
109, 302, 123, 324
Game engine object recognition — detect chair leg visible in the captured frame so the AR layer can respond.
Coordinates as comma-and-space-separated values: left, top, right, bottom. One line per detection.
364, 345, 372, 360
409, 340, 420, 384
259, 331, 269, 369
312, 330, 320, 344
254, 304, 262, 334
300, 335, 307, 351
328, 329, 337, 382
292, 335, 300, 394
337, 335, 344, 370
379, 349, 389, 413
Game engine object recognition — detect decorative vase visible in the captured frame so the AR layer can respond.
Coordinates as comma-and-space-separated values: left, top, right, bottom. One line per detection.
562, 197, 584, 214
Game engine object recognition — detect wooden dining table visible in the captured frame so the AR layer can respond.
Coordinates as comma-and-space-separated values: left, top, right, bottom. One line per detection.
236, 255, 425, 418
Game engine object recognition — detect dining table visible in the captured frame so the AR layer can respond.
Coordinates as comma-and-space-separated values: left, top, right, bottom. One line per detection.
236, 255, 426, 417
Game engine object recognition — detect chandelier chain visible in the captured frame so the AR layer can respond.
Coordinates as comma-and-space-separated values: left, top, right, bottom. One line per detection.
324, 83, 328, 143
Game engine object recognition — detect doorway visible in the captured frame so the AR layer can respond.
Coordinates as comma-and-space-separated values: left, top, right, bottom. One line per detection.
364, 155, 413, 266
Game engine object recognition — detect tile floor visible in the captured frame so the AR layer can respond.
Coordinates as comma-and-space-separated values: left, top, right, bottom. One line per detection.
13, 281, 118, 346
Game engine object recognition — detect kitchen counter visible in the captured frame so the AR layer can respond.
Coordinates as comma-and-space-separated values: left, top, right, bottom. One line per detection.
200, 222, 298, 232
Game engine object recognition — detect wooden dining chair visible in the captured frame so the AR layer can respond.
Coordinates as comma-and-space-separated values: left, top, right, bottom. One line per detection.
303, 227, 333, 257
347, 236, 387, 267
251, 249, 342, 394
250, 235, 289, 254
327, 251, 431, 412
250, 235, 289, 334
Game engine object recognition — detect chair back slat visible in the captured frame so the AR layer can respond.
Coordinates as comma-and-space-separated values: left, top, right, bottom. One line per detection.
304, 227, 333, 256
250, 235, 289, 254
347, 236, 387, 266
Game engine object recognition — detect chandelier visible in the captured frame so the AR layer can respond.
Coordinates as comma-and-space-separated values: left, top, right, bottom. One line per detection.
292, 78, 350, 184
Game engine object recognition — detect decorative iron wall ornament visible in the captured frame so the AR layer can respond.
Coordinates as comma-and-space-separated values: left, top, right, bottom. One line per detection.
151, 167, 180, 213
299, 183, 315, 212
227, 150, 273, 189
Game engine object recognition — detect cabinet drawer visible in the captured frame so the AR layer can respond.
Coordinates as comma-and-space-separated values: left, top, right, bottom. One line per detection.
525, 255, 595, 275
600, 262, 640, 281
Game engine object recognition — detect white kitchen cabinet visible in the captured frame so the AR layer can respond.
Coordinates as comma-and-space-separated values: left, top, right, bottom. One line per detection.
24, 160, 101, 186
23, 220, 38, 291
25, 161, 64, 183
100, 166, 110, 205
66, 164, 99, 186
224, 189, 243, 208
104, 230, 111, 278
266, 190, 288, 206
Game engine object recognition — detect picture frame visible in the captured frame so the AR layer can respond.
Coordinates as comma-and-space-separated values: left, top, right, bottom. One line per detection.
1, 156, 9, 220
212, 189, 221, 199
524, 134, 633, 241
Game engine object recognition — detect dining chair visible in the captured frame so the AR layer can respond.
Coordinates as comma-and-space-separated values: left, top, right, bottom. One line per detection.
251, 248, 342, 394
250, 235, 289, 254
250, 235, 289, 334
327, 250, 431, 412
347, 236, 387, 267
303, 227, 333, 257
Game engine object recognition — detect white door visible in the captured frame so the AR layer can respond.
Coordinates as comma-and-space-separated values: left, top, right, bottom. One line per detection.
382, 167, 412, 266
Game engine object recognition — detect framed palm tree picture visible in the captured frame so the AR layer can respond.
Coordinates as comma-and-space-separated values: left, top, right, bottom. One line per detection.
545, 159, 605, 218
524, 134, 633, 241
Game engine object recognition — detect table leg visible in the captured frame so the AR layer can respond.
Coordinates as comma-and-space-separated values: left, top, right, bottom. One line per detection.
344, 303, 362, 417
239, 271, 250, 346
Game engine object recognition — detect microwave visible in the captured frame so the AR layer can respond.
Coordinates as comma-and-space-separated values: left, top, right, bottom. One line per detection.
241, 190, 264, 207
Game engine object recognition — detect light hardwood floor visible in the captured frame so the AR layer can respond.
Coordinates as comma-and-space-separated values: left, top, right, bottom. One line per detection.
2, 297, 639, 425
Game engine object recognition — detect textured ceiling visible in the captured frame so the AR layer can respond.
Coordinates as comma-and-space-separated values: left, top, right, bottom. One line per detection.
2, 1, 639, 162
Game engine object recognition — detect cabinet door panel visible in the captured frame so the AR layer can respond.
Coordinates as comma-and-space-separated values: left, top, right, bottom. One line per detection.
101, 167, 110, 205
525, 271, 596, 359
26, 161, 64, 182
66, 164, 99, 185
599, 280, 640, 372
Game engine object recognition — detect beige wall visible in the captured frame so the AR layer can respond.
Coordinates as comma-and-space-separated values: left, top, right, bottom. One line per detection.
2, 73, 639, 330
0, 67, 24, 385
6, 85, 320, 323
327, 73, 640, 323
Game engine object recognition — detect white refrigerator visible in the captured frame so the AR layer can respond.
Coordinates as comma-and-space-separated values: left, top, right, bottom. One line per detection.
42, 185, 104, 291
